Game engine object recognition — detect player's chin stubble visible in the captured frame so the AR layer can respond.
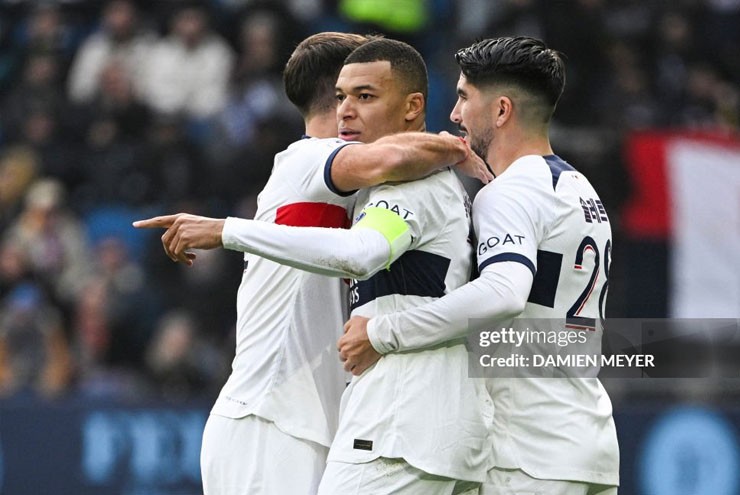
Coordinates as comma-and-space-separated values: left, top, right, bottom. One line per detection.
470, 128, 492, 162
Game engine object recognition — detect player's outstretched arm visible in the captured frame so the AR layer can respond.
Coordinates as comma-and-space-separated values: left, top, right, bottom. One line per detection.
135, 207, 412, 279
331, 131, 492, 193
220, 206, 411, 279
134, 212, 397, 277
339, 262, 533, 374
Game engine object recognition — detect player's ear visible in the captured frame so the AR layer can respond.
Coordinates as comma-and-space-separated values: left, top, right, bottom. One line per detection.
404, 92, 425, 122
494, 96, 513, 127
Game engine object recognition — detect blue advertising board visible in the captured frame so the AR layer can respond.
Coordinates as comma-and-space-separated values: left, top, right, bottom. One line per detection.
1, 398, 739, 494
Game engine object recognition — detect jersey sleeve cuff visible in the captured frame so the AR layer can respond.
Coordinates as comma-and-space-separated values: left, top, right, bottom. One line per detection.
367, 316, 397, 355
221, 217, 247, 251
478, 252, 536, 277
324, 142, 360, 197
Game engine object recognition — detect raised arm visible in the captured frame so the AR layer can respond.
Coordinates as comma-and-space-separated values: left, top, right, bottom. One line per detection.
330, 131, 491, 193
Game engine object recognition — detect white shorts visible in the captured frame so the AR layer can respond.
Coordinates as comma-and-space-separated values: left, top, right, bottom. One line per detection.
318, 458, 480, 495
481, 468, 618, 495
201, 413, 329, 495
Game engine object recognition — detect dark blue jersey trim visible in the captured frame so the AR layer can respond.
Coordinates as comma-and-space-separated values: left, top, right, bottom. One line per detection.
351, 250, 450, 311
543, 154, 575, 190
527, 249, 563, 308
478, 252, 536, 277
324, 142, 360, 197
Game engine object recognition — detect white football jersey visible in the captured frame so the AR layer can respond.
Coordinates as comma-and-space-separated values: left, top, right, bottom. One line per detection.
212, 137, 356, 448
474, 154, 619, 485
327, 168, 495, 483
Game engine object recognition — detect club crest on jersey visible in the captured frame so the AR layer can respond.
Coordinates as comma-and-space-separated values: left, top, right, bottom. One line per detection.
478, 233, 525, 255
580, 197, 609, 223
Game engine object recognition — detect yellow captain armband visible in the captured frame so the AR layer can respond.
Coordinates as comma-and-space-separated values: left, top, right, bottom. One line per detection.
353, 207, 412, 269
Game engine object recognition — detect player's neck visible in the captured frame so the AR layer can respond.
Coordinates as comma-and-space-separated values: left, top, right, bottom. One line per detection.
488, 129, 553, 176
304, 112, 340, 139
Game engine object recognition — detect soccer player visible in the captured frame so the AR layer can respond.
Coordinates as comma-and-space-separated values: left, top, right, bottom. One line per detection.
135, 33, 489, 495
339, 36, 620, 495
140, 38, 493, 494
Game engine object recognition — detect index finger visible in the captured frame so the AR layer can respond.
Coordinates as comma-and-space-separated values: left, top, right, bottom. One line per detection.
132, 215, 178, 229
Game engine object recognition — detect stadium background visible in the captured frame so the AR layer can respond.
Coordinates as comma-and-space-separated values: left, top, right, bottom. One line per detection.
0, 0, 738, 493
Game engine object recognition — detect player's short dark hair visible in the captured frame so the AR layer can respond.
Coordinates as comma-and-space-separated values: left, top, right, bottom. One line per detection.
283, 32, 368, 118
455, 37, 565, 117
344, 38, 428, 101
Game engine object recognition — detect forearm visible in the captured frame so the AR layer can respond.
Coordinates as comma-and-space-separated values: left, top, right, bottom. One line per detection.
376, 132, 467, 181
331, 132, 467, 192
367, 262, 533, 353
222, 217, 390, 279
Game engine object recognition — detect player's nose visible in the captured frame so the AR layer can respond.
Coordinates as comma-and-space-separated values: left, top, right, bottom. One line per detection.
338, 96, 356, 120
449, 100, 462, 124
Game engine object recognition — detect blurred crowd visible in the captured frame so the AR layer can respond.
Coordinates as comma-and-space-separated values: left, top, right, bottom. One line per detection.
0, 0, 737, 402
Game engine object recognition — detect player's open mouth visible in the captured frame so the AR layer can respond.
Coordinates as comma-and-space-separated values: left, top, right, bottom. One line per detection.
339, 129, 360, 141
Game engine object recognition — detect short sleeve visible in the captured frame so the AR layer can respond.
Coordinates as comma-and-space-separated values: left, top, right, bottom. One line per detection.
474, 177, 545, 277
275, 138, 359, 206
322, 141, 361, 196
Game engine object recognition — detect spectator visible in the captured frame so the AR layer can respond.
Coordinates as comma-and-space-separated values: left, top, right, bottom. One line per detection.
597, 40, 661, 131
144, 236, 241, 344
86, 61, 152, 141
69, 275, 150, 399
1, 51, 82, 192
18, 3, 76, 62
0, 282, 73, 399
142, 113, 204, 207
67, 0, 156, 105
651, 9, 699, 125
145, 310, 227, 401
74, 61, 153, 209
67, 233, 160, 398
218, 8, 297, 150
701, 0, 740, 86
1, 50, 66, 142
141, 3, 234, 120
0, 146, 39, 231
2, 179, 91, 306
207, 8, 302, 201
679, 62, 739, 130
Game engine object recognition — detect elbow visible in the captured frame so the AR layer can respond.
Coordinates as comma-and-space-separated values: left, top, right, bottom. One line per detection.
351, 269, 373, 281
498, 281, 528, 318
342, 230, 393, 280
331, 256, 384, 281
503, 296, 527, 319
480, 273, 527, 319
348, 259, 386, 281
